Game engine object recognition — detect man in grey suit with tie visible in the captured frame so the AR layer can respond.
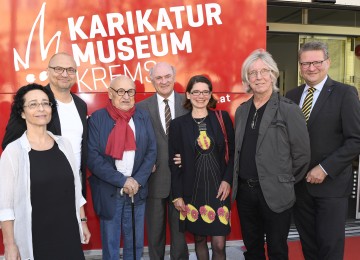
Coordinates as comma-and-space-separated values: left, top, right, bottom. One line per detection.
286, 41, 360, 260
137, 62, 189, 260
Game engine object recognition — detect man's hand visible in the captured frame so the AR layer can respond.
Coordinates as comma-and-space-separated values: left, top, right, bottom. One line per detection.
306, 165, 327, 184
173, 153, 182, 168
81, 222, 91, 244
123, 177, 140, 195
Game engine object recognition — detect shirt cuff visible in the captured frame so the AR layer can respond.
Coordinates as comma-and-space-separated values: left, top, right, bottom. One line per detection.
0, 209, 15, 221
319, 164, 328, 175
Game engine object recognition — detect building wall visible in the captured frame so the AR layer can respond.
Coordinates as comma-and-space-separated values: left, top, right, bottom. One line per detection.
278, 0, 360, 6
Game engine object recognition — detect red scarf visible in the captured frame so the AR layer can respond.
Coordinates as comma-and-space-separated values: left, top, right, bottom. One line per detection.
105, 100, 136, 160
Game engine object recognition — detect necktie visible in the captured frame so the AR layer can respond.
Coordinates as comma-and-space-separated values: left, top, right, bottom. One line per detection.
164, 99, 172, 135
302, 87, 316, 122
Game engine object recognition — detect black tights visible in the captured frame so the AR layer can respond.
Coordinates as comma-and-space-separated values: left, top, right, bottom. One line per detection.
194, 235, 226, 260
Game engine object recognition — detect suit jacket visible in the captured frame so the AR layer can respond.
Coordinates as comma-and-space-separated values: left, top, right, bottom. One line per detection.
286, 77, 360, 197
231, 92, 310, 213
168, 110, 235, 200
1, 84, 88, 196
136, 92, 188, 199
87, 107, 157, 219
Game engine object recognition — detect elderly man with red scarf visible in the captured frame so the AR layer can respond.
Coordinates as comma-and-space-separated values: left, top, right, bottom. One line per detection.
87, 75, 157, 260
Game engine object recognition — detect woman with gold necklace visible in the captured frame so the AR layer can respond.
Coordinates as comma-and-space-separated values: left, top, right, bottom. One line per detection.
169, 75, 234, 260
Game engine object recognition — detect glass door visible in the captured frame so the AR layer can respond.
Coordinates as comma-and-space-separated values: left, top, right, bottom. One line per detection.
299, 35, 347, 85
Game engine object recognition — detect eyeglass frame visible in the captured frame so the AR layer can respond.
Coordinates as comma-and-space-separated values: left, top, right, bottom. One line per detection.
248, 68, 272, 79
299, 59, 327, 69
109, 87, 136, 97
23, 101, 53, 110
48, 66, 77, 75
190, 90, 211, 96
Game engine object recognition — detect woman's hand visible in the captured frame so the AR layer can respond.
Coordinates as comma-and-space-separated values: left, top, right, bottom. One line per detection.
81, 222, 91, 244
4, 243, 20, 260
216, 181, 231, 201
1, 220, 20, 260
173, 198, 186, 213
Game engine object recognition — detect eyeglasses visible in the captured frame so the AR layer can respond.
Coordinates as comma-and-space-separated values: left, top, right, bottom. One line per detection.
23, 101, 53, 110
299, 60, 327, 69
248, 69, 271, 79
190, 90, 211, 96
49, 66, 77, 75
109, 87, 136, 97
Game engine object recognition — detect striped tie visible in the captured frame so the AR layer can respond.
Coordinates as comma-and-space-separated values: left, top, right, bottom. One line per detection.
164, 99, 172, 135
302, 87, 316, 122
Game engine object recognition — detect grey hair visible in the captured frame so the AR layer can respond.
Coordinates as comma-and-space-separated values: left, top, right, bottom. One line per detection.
241, 49, 280, 93
149, 62, 176, 81
298, 41, 329, 61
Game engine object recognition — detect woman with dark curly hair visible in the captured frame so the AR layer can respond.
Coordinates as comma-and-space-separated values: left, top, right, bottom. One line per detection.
168, 75, 235, 260
0, 83, 90, 260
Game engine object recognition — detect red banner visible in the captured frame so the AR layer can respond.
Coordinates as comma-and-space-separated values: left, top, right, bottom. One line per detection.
0, 0, 266, 253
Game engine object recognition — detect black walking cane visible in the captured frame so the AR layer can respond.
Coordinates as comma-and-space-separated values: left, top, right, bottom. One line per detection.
131, 195, 136, 260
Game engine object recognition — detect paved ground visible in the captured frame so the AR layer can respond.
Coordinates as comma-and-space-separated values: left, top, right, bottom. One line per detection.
84, 242, 245, 260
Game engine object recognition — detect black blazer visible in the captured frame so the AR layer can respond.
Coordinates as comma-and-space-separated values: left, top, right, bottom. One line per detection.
286, 77, 360, 197
168, 110, 235, 199
1, 84, 88, 196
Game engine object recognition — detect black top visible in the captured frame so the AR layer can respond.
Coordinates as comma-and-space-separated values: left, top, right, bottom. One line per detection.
2, 84, 88, 197
30, 143, 84, 260
239, 101, 268, 180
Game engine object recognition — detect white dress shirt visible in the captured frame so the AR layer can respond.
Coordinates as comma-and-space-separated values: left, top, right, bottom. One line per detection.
299, 76, 328, 115
157, 91, 175, 133
115, 118, 136, 177
298, 75, 329, 175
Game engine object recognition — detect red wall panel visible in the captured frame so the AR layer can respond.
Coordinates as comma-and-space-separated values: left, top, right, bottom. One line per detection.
0, 0, 266, 254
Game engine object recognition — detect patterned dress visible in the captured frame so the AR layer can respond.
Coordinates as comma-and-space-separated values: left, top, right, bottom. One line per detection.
180, 117, 231, 236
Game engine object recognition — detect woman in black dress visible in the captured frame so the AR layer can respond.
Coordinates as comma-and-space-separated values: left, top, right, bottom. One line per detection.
0, 83, 91, 260
169, 75, 235, 260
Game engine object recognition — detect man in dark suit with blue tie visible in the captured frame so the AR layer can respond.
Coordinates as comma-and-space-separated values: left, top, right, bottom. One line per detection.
137, 62, 189, 260
286, 41, 360, 260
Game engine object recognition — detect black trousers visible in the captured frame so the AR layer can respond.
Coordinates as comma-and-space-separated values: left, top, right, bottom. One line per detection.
294, 180, 348, 260
236, 182, 292, 260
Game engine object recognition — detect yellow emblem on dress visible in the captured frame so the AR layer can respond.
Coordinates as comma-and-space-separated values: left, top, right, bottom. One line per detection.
197, 130, 211, 150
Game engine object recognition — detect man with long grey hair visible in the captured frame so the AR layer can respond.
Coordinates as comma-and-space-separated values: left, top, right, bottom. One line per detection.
232, 49, 310, 259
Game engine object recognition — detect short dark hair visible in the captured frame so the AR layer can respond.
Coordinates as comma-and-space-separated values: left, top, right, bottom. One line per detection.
12, 83, 57, 120
183, 75, 217, 110
298, 41, 329, 61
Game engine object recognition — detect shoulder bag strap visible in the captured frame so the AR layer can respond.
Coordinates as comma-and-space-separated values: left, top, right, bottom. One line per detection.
215, 110, 229, 164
